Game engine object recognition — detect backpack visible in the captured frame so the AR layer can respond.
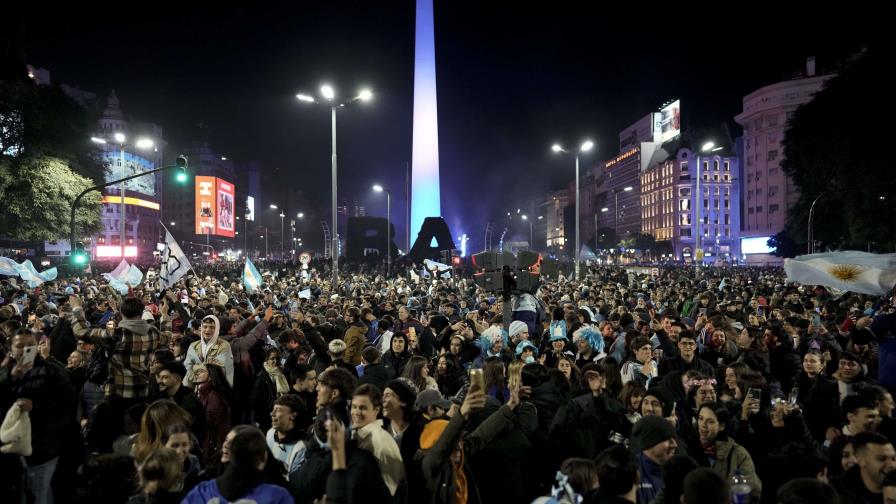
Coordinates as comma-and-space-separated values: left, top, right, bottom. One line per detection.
85, 344, 110, 385
85, 329, 122, 385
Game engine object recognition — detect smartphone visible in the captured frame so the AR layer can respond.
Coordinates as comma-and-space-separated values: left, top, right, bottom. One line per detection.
747, 387, 762, 402
469, 368, 485, 393
757, 306, 765, 317
699, 308, 707, 316
20, 345, 38, 367
811, 314, 821, 327
788, 387, 799, 406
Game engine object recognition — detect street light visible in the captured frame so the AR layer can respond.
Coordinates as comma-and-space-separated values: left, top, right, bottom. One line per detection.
279, 212, 286, 258
269, 204, 278, 209
90, 133, 155, 260
521, 214, 534, 250
297, 212, 304, 218
296, 84, 374, 286
552, 139, 594, 280
372, 184, 391, 275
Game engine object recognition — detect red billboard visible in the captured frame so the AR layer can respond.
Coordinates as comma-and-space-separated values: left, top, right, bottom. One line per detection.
195, 177, 236, 238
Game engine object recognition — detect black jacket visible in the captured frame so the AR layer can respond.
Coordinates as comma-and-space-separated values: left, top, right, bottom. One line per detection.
250, 370, 277, 431
769, 344, 802, 394
358, 363, 394, 392
658, 354, 715, 378
291, 440, 392, 504
834, 465, 882, 504
0, 355, 76, 464
796, 372, 840, 441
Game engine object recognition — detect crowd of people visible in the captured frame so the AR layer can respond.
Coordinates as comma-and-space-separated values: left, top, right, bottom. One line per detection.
1, 259, 895, 504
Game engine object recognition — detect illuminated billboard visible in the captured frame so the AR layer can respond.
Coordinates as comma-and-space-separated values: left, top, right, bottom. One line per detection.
195, 177, 236, 237
195, 176, 216, 235
216, 179, 235, 238
104, 151, 156, 196
246, 196, 255, 222
741, 236, 775, 254
96, 246, 138, 258
656, 100, 681, 143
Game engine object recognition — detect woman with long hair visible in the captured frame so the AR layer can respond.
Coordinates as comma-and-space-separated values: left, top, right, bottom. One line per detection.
686, 402, 761, 499
483, 357, 509, 403
133, 400, 194, 464
556, 355, 585, 398
161, 423, 201, 494
719, 362, 750, 402
128, 447, 183, 504
700, 327, 740, 368
435, 353, 466, 397
250, 347, 289, 432
598, 358, 623, 399
619, 381, 646, 424
400, 355, 438, 392
193, 362, 235, 465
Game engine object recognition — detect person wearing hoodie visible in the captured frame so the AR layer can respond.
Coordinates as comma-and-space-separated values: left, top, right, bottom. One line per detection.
183, 315, 234, 387
383, 332, 412, 378
183, 426, 293, 504
358, 346, 394, 392
221, 305, 273, 424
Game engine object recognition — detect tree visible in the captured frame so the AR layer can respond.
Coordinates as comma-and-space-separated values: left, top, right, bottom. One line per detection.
0, 155, 102, 241
1, 53, 105, 184
768, 231, 801, 258
780, 46, 895, 253
633, 233, 657, 253
594, 227, 616, 250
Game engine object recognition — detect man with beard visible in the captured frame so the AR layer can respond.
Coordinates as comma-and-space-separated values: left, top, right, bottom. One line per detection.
631, 416, 679, 503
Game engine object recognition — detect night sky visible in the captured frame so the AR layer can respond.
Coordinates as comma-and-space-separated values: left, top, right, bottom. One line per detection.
4, 3, 882, 252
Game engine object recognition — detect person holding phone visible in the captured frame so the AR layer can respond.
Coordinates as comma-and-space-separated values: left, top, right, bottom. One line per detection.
0, 328, 76, 504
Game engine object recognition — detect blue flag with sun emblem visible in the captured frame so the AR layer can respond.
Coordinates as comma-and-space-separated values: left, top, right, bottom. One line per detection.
784, 251, 896, 296
243, 258, 262, 293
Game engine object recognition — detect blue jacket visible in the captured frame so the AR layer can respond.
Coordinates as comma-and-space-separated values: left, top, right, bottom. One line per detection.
182, 480, 294, 504
636, 452, 663, 504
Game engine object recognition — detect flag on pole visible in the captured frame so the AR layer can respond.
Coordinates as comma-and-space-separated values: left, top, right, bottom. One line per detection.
160, 227, 192, 289
784, 251, 896, 296
243, 258, 262, 293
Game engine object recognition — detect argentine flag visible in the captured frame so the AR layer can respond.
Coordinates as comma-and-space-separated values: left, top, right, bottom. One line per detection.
243, 258, 262, 293
784, 251, 896, 296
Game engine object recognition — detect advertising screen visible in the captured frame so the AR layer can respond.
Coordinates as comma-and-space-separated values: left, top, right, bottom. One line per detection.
195, 176, 216, 235
246, 196, 255, 221
216, 178, 235, 237
657, 99, 681, 143
741, 236, 775, 254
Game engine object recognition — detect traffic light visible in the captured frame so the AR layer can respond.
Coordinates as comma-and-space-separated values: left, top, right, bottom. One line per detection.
175, 155, 189, 183
71, 242, 88, 266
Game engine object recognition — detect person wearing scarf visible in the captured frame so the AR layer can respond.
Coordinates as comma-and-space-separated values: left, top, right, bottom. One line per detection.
183, 315, 234, 387
251, 348, 290, 431
183, 427, 292, 504
686, 402, 761, 499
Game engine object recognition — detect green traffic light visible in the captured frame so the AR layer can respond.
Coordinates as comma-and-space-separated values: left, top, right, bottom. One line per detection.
73, 254, 87, 265
176, 171, 188, 183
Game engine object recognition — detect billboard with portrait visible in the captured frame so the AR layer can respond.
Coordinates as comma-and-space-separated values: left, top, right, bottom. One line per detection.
216, 178, 235, 237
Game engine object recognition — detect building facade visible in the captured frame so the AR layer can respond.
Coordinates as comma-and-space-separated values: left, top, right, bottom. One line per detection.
90, 91, 167, 264
734, 69, 829, 263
